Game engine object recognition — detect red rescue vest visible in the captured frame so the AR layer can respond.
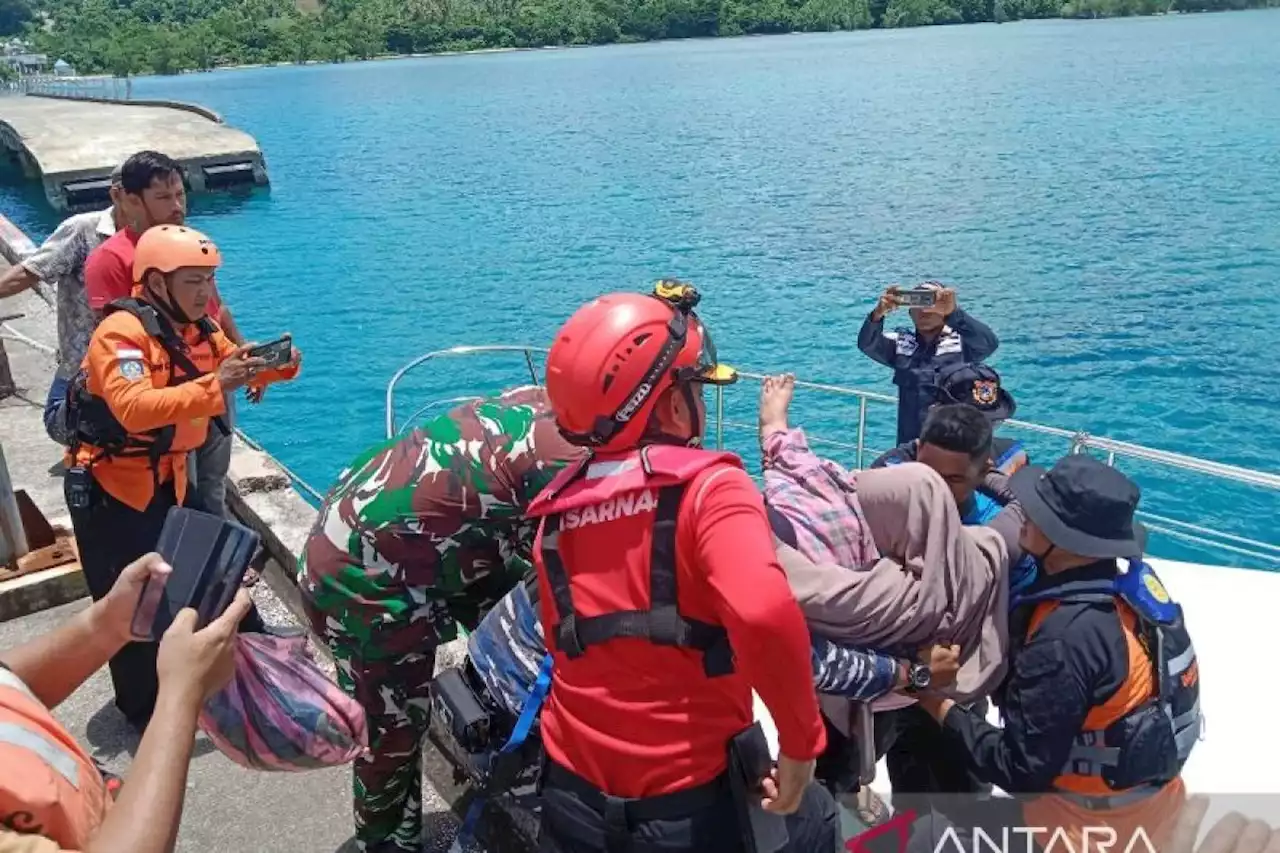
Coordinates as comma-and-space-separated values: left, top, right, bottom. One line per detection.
527, 444, 743, 678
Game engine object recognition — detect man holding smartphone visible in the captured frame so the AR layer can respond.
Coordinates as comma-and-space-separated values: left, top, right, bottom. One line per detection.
0, 553, 251, 853
82, 150, 254, 519
857, 281, 1000, 445
65, 225, 300, 729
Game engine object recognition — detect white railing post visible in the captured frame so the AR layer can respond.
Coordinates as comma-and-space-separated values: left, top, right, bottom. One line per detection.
1069, 432, 1089, 455
856, 396, 868, 470
715, 386, 725, 451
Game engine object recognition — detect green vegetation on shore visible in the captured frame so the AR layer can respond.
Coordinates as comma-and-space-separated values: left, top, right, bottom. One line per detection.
3, 0, 1277, 76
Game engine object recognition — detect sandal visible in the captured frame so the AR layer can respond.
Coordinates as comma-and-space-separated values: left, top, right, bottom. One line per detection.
853, 787, 891, 827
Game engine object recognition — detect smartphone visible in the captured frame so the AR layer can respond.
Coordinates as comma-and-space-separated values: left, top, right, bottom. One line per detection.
895, 288, 937, 308
247, 335, 292, 369
131, 507, 261, 641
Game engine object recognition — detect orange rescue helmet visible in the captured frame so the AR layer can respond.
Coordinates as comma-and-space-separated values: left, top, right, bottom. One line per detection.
545, 280, 737, 452
133, 224, 222, 283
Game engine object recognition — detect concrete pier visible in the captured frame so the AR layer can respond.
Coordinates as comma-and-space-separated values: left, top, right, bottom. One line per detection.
0, 94, 267, 212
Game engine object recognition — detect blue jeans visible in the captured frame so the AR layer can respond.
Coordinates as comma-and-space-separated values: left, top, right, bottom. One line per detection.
43, 375, 72, 446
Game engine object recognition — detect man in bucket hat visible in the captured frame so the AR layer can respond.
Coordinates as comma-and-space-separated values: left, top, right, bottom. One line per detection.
907, 454, 1201, 853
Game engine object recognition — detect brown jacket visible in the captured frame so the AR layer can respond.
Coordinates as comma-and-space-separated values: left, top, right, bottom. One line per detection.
777, 462, 1012, 704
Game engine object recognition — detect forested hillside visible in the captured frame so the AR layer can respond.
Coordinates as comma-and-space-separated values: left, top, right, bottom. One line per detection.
2, 0, 1275, 77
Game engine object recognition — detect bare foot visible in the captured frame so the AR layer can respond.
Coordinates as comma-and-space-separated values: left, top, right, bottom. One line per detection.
758, 374, 795, 444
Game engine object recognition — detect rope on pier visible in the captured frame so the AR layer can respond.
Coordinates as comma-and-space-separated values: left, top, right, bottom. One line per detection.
0, 321, 56, 357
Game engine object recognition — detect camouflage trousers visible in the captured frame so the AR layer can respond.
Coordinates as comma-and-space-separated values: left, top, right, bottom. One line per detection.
303, 597, 439, 853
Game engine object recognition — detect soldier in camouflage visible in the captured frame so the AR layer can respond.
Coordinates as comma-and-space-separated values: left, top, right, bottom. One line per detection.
297, 384, 584, 853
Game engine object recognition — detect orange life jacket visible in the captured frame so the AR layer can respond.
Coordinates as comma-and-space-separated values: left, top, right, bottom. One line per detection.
0, 667, 109, 848
67, 297, 233, 511
1015, 562, 1200, 847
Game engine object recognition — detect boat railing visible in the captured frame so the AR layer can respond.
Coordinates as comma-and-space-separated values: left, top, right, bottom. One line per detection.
385, 345, 1280, 568
385, 345, 546, 439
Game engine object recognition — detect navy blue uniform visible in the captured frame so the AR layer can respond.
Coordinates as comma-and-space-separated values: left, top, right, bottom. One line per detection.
857, 309, 1000, 444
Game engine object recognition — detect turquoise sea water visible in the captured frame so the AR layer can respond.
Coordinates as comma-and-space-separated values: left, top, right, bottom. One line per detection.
3, 12, 1279, 567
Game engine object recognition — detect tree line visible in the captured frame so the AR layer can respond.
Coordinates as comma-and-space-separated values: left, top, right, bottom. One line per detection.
4, 0, 1277, 77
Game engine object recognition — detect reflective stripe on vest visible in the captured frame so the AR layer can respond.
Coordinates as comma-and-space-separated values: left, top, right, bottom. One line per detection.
0, 666, 36, 701
0, 722, 81, 789
540, 482, 735, 678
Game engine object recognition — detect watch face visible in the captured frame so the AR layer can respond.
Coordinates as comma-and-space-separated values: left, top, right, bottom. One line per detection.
911, 665, 932, 689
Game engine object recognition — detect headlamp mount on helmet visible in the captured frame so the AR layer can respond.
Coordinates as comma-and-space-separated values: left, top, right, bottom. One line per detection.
652, 278, 702, 312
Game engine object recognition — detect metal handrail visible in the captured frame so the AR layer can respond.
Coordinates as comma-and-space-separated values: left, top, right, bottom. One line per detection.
713, 418, 1280, 565
385, 345, 546, 438
726, 370, 1280, 491
385, 346, 1280, 494
383, 345, 1280, 566
0, 321, 55, 356
398, 396, 483, 436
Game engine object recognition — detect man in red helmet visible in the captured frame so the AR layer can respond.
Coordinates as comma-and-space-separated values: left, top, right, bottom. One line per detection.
525, 280, 840, 853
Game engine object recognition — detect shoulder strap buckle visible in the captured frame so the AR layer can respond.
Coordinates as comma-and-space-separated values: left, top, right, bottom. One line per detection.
647, 605, 685, 647
556, 613, 585, 659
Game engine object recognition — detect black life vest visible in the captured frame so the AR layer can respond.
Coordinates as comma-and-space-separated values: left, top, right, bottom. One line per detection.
1012, 560, 1201, 808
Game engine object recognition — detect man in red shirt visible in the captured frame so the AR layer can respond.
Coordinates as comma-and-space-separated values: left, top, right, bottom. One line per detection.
84, 150, 247, 517
84, 152, 229, 323
525, 281, 840, 853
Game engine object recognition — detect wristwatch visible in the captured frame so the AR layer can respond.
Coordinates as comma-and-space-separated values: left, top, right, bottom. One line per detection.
903, 661, 932, 694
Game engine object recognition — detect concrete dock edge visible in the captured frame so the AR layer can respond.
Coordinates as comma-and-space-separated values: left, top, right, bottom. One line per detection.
28, 92, 226, 124
0, 95, 268, 212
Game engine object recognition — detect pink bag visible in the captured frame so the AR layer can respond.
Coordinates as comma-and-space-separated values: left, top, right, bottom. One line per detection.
199, 634, 368, 771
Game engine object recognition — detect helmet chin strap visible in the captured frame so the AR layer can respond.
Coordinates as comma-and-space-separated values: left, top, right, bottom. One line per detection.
145, 278, 194, 325
681, 382, 704, 448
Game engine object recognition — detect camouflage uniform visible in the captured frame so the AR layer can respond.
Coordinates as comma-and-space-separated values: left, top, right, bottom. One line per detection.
298, 385, 583, 853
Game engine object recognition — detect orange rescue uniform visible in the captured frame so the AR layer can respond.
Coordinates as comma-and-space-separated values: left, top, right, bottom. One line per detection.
68, 295, 298, 510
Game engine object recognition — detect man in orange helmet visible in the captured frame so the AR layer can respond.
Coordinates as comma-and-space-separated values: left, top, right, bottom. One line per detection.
63, 224, 301, 729
525, 280, 841, 853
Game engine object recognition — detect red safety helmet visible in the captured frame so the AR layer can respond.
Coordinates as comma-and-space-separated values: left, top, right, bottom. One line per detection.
545, 280, 737, 451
